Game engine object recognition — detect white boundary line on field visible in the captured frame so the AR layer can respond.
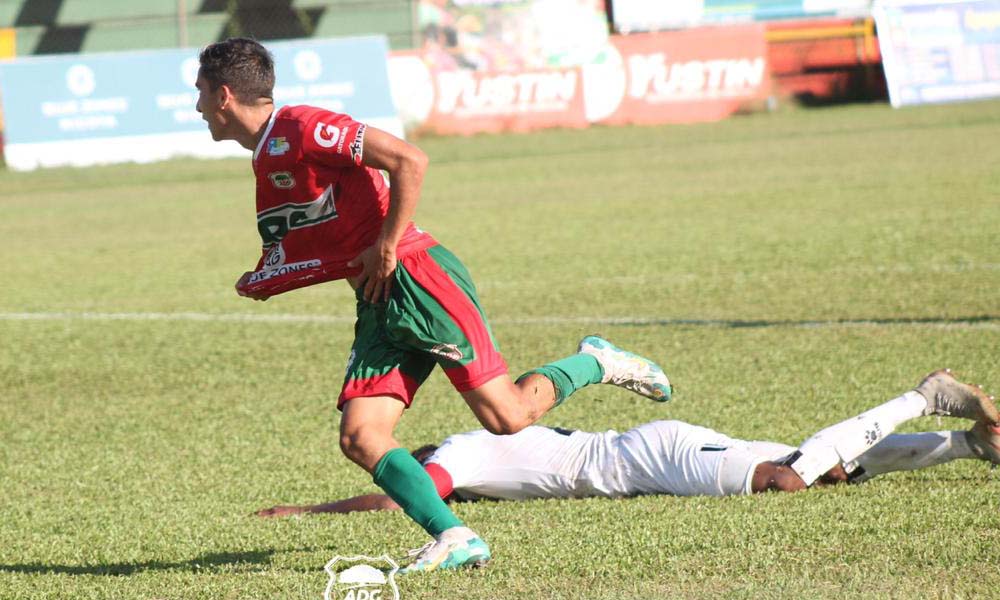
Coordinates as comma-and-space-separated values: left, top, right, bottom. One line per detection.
0, 311, 357, 324
0, 311, 998, 330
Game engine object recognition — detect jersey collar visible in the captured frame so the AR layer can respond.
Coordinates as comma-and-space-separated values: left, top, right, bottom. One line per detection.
252, 107, 281, 162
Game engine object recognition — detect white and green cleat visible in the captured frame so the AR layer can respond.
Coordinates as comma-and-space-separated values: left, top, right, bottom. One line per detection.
399, 526, 491, 574
578, 335, 672, 402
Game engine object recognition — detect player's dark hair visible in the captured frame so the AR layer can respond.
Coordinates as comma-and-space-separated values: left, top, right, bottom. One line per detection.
411, 444, 439, 465
198, 37, 274, 102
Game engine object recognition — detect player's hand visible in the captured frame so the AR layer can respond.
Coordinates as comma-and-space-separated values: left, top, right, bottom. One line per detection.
255, 505, 305, 518
235, 271, 269, 301
348, 242, 397, 303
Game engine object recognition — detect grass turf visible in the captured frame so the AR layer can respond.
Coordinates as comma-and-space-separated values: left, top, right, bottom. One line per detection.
1, 98, 999, 599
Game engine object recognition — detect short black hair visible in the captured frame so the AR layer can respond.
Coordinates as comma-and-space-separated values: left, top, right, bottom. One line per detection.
198, 37, 274, 102
411, 444, 439, 465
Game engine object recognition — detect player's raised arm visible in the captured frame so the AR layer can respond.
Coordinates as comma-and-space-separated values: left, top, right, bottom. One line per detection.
346, 127, 429, 302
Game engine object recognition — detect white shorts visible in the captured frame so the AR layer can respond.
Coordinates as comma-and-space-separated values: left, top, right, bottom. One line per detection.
615, 421, 796, 497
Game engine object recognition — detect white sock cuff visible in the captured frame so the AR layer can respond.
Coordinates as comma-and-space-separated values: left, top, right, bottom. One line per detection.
901, 390, 930, 415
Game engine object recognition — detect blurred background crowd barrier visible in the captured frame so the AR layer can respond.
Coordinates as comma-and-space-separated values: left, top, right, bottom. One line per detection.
0, 0, 998, 169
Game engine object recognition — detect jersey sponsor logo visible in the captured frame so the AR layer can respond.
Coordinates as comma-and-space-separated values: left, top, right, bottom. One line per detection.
257, 184, 338, 246
428, 343, 463, 362
350, 124, 366, 163
268, 171, 296, 189
267, 137, 290, 156
314, 122, 341, 148
248, 259, 321, 284
249, 244, 321, 284
263, 242, 286, 270
335, 126, 349, 153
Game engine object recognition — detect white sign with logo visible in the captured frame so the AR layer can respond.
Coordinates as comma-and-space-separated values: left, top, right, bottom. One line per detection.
324, 555, 400, 600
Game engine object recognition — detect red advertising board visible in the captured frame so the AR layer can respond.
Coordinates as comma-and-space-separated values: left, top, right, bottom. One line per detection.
432, 66, 588, 134
429, 62, 588, 134
388, 24, 770, 135
393, 57, 589, 135
596, 25, 770, 125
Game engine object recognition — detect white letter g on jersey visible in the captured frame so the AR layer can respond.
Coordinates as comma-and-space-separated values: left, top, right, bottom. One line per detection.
313, 122, 340, 148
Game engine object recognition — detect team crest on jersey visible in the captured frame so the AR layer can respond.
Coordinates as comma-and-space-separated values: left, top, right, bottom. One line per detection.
257, 184, 338, 246
267, 137, 290, 156
268, 171, 296, 189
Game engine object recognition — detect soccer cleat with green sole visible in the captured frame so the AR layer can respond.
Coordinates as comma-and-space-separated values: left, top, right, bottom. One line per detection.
399, 527, 491, 574
577, 335, 672, 402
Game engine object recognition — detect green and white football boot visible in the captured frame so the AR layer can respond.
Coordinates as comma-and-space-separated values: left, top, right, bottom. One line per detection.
578, 335, 672, 402
399, 527, 491, 574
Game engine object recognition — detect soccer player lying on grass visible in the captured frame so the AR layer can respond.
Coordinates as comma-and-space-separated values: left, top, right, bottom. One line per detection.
259, 370, 999, 522
195, 38, 671, 572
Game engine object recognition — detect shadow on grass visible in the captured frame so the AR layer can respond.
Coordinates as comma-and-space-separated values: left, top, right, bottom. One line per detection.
0, 547, 323, 576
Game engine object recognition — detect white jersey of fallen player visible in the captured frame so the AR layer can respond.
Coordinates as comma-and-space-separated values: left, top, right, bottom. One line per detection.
426, 421, 798, 500
427, 426, 627, 500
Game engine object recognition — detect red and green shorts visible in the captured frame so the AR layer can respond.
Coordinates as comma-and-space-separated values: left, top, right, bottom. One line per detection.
337, 244, 509, 409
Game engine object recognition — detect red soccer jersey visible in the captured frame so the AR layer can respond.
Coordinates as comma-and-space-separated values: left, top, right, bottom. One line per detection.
237, 105, 435, 297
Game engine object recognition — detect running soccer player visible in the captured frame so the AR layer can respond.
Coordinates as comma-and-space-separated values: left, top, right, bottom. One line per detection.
194, 38, 671, 572
257, 370, 999, 522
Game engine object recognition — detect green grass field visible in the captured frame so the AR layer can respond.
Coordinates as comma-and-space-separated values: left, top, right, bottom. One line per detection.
2, 99, 999, 599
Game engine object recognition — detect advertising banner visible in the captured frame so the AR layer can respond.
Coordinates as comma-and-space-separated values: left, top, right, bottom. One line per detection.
417, 0, 608, 71
0, 36, 400, 171
0, 28, 13, 59
389, 23, 770, 133
591, 25, 770, 125
389, 52, 588, 134
611, 0, 872, 33
386, 0, 608, 134
873, 0, 1000, 106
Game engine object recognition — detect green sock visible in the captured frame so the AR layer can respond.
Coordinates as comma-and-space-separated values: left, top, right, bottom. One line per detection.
517, 354, 603, 406
372, 448, 463, 537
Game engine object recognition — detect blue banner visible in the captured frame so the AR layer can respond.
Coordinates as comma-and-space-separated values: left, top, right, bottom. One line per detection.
874, 0, 1000, 106
612, 0, 872, 33
0, 36, 400, 170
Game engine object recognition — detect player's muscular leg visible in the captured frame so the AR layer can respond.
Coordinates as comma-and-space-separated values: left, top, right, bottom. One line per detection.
461, 374, 557, 435
339, 395, 406, 472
